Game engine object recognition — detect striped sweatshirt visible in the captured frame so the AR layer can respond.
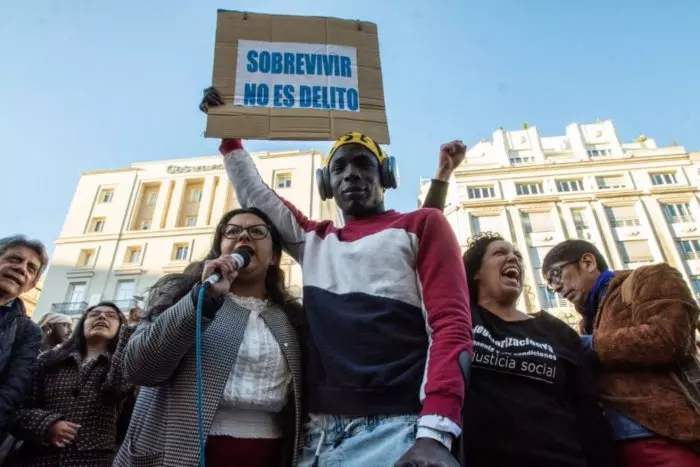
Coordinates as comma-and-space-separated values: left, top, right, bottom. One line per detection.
220, 139, 472, 440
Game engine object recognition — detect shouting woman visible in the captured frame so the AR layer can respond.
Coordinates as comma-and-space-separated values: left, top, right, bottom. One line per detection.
421, 155, 616, 466
113, 207, 304, 467
456, 233, 616, 466
16, 302, 133, 467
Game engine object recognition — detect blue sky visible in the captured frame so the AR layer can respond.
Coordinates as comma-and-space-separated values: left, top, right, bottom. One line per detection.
2, 0, 699, 253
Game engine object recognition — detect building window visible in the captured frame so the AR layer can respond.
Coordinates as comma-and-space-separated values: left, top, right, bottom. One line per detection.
538, 285, 570, 309
191, 188, 203, 203
510, 156, 535, 165
529, 246, 551, 278
146, 191, 158, 206
571, 208, 591, 239
556, 179, 584, 193
114, 280, 136, 307
690, 276, 700, 300
66, 282, 87, 304
140, 219, 151, 230
471, 215, 503, 234
467, 186, 496, 200
619, 240, 654, 267
77, 249, 95, 267
651, 172, 677, 186
99, 189, 114, 203
89, 217, 105, 233
173, 244, 189, 261
522, 211, 554, 233
571, 209, 588, 229
677, 239, 700, 260
516, 182, 544, 196
605, 205, 641, 228
662, 203, 694, 224
125, 247, 142, 264
596, 175, 626, 190
185, 216, 197, 227
587, 148, 612, 157
275, 172, 292, 189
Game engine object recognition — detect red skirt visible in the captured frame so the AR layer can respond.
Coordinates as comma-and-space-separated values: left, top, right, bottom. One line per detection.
621, 438, 700, 467
205, 436, 284, 467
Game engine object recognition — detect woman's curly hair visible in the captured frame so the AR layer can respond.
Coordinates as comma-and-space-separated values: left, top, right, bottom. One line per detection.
463, 231, 505, 302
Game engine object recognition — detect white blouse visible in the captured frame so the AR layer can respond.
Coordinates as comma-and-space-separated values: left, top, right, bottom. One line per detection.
209, 294, 292, 439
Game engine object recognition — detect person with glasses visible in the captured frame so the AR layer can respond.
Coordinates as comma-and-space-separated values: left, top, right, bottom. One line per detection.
542, 239, 700, 466
461, 233, 616, 466
37, 312, 73, 353
114, 207, 304, 467
14, 302, 133, 467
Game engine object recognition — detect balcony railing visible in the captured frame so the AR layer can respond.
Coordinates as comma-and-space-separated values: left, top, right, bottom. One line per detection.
609, 218, 641, 228
51, 302, 88, 316
546, 298, 573, 309
112, 299, 138, 311
667, 215, 695, 224
682, 251, 700, 260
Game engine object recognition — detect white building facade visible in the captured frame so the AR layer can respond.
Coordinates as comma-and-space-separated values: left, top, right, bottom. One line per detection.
419, 121, 700, 325
35, 150, 341, 320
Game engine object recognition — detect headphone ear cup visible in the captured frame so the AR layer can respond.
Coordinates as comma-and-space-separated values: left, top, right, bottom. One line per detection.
315, 167, 332, 201
381, 156, 399, 190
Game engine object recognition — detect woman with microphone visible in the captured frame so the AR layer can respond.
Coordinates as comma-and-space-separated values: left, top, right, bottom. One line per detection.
113, 207, 304, 467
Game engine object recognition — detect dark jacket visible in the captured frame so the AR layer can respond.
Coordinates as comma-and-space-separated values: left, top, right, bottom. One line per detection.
0, 299, 42, 440
15, 325, 135, 467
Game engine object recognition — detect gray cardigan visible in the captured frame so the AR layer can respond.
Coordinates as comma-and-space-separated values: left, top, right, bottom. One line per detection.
112, 292, 302, 467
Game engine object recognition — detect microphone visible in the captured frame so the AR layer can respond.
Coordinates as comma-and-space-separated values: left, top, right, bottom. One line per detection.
203, 247, 253, 286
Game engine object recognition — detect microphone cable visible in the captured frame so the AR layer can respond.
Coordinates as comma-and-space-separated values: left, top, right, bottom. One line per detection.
196, 283, 209, 467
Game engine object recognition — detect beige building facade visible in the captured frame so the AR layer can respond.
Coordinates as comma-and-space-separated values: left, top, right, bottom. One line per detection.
35, 150, 341, 321
419, 120, 700, 325
20, 277, 43, 318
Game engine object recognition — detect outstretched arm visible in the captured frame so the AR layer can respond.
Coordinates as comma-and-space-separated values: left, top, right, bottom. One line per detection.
220, 139, 326, 262
416, 209, 473, 447
421, 140, 466, 211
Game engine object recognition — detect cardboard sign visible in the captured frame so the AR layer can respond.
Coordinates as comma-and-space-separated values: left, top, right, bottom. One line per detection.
206, 10, 390, 144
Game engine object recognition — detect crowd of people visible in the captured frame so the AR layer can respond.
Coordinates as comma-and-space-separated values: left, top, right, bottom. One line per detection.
0, 88, 697, 466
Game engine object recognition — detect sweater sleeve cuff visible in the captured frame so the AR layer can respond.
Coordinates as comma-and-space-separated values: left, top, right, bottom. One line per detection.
219, 139, 244, 155
39, 412, 65, 445
416, 426, 453, 451
418, 414, 461, 438
190, 283, 224, 319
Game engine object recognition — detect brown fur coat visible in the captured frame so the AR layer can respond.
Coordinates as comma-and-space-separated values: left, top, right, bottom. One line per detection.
593, 263, 700, 446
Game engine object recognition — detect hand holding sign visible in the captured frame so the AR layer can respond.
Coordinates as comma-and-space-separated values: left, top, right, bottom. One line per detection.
200, 87, 224, 114
435, 140, 467, 182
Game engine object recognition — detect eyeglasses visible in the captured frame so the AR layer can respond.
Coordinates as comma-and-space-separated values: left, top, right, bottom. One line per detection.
545, 260, 579, 292
86, 309, 121, 320
221, 224, 270, 240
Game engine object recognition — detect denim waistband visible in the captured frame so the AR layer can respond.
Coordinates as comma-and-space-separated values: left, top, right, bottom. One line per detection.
305, 414, 418, 440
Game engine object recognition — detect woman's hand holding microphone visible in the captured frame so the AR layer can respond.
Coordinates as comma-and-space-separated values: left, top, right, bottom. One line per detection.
201, 255, 239, 297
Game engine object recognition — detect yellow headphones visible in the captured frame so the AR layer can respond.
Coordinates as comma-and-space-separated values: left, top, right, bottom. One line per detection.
316, 132, 399, 200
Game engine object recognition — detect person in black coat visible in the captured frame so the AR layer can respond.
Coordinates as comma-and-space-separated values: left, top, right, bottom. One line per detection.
0, 235, 46, 458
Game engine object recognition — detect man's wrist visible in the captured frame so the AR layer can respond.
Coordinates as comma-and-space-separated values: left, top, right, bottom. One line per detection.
416, 426, 453, 451
434, 169, 453, 182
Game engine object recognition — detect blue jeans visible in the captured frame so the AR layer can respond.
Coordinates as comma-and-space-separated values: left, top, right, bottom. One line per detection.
297, 414, 418, 467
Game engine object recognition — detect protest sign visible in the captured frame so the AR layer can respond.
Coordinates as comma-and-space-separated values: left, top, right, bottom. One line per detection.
206, 10, 390, 143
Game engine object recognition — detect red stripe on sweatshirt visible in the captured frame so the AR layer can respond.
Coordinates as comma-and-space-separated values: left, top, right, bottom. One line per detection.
415, 208, 472, 426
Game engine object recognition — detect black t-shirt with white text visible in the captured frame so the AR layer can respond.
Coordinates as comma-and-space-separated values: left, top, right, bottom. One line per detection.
463, 304, 596, 467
